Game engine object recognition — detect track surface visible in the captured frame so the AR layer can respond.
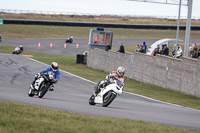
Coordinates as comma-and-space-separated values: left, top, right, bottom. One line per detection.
0, 53, 200, 130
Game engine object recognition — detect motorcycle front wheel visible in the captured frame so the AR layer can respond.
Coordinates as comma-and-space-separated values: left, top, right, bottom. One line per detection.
28, 87, 34, 97
89, 95, 96, 105
102, 92, 116, 107
38, 83, 49, 98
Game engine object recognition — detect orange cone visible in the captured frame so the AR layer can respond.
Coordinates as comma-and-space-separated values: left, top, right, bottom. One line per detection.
76, 43, 79, 48
50, 43, 53, 48
64, 43, 67, 48
38, 42, 41, 48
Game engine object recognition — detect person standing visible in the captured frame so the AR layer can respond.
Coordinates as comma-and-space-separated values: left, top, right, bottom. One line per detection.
153, 45, 160, 56
118, 42, 125, 53
143, 41, 147, 53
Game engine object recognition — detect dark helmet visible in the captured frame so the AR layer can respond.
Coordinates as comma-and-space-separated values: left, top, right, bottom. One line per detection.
51, 62, 58, 72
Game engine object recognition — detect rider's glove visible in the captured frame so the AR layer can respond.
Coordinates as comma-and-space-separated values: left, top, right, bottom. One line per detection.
35, 73, 40, 78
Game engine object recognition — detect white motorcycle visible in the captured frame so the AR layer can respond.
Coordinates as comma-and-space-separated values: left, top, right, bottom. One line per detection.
89, 78, 124, 107
28, 72, 56, 98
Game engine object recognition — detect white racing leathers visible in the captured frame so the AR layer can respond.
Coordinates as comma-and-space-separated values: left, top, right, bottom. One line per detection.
89, 78, 124, 107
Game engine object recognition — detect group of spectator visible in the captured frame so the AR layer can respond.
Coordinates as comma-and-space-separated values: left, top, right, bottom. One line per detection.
117, 41, 147, 54
113, 41, 199, 59
152, 44, 169, 56
135, 41, 147, 53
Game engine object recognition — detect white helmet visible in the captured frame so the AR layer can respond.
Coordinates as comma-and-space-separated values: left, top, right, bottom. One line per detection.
117, 66, 125, 77
51, 62, 58, 72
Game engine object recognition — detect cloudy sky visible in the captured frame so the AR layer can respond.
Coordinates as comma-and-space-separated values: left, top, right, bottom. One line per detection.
0, 0, 199, 18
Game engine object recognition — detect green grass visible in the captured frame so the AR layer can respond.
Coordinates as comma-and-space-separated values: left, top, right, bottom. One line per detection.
1, 46, 200, 110
0, 102, 200, 133
1, 24, 200, 39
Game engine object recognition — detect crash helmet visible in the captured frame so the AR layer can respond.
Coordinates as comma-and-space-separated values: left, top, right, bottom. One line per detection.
117, 66, 125, 77
51, 62, 58, 72
19, 45, 23, 48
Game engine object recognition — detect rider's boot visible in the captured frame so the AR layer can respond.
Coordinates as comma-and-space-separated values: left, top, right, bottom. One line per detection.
49, 84, 54, 91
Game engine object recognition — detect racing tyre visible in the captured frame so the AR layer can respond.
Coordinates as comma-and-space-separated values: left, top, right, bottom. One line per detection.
28, 88, 34, 97
38, 84, 48, 98
102, 92, 116, 107
89, 95, 96, 105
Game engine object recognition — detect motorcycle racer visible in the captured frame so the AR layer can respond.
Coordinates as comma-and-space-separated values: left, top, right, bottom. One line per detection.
30, 62, 60, 91
94, 66, 125, 95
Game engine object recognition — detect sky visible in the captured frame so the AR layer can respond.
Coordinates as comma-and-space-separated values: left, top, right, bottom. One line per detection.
0, 0, 200, 19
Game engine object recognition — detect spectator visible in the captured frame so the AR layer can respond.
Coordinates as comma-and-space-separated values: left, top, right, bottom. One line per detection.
172, 44, 182, 58
153, 45, 160, 56
143, 41, 147, 53
118, 42, 125, 53
105, 43, 111, 51
136, 44, 140, 52
189, 44, 198, 58
161, 44, 169, 56
0, 34, 2, 42
138, 45, 144, 53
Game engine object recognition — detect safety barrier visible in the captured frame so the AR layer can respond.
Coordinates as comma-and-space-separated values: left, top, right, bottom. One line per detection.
3, 19, 200, 30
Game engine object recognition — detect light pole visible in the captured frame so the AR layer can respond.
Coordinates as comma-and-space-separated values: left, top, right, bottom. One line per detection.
175, 0, 182, 57
184, 0, 193, 57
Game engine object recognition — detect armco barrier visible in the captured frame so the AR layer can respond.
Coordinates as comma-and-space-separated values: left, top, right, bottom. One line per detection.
87, 48, 200, 98
3, 19, 200, 30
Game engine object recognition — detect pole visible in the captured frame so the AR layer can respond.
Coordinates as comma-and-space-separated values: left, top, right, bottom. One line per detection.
175, 0, 182, 57
184, 0, 193, 57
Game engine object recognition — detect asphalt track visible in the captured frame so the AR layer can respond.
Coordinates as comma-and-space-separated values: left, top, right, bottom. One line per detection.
0, 53, 200, 130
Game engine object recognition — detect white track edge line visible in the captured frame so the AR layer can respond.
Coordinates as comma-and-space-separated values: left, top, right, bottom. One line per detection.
27, 57, 200, 112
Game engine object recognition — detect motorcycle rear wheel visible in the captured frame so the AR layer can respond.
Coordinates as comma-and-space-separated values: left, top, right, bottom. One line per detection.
102, 92, 116, 107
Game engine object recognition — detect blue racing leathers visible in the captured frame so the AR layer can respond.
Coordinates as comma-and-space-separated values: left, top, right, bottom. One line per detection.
41, 66, 60, 82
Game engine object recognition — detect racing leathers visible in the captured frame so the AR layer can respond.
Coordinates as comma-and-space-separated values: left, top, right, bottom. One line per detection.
95, 71, 125, 95
30, 66, 60, 91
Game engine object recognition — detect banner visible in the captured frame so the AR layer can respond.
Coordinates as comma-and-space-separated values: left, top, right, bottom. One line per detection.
0, 19, 3, 24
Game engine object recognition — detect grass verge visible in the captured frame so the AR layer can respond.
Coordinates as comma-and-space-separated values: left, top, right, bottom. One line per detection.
1, 102, 200, 133
0, 24, 200, 39
1, 46, 200, 110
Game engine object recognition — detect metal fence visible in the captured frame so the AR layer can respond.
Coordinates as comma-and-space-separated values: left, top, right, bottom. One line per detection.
1, 9, 200, 20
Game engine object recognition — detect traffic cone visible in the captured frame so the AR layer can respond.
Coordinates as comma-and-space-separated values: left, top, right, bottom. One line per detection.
38, 42, 41, 48
76, 43, 79, 48
50, 43, 53, 48
64, 43, 67, 48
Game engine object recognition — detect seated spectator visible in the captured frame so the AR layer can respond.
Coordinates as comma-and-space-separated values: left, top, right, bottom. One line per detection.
143, 41, 147, 53
136, 44, 140, 52
117, 42, 125, 53
153, 45, 160, 56
105, 43, 111, 51
172, 44, 182, 58
138, 45, 144, 53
